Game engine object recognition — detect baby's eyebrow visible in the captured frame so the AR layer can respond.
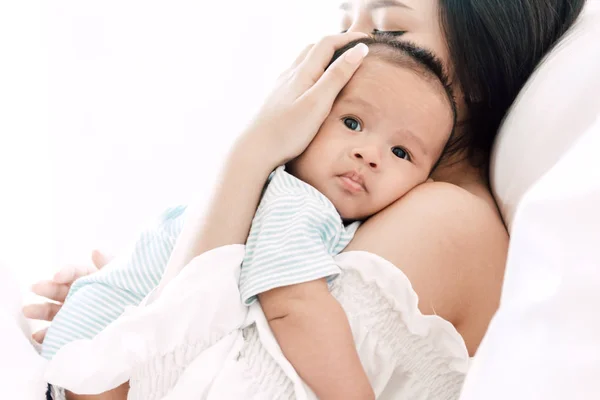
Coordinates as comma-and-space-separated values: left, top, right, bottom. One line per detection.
395, 129, 429, 157
337, 97, 380, 115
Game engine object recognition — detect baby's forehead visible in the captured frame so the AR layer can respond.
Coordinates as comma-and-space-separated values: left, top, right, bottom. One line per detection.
346, 61, 455, 136
354, 55, 443, 92
327, 37, 456, 126
337, 57, 444, 107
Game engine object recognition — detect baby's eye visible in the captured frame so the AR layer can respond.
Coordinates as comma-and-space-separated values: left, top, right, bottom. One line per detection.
392, 146, 410, 160
343, 117, 362, 131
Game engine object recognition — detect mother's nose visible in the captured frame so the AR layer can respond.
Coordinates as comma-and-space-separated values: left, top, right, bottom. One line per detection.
346, 23, 373, 35
345, 9, 374, 36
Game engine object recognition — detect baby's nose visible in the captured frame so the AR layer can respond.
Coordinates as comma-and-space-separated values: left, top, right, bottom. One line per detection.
353, 146, 380, 168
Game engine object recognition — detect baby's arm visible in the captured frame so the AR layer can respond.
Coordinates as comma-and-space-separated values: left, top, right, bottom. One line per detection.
259, 280, 374, 400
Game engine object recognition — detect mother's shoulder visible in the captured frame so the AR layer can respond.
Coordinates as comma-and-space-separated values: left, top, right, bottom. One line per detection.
346, 181, 508, 353
407, 180, 505, 223
353, 180, 508, 247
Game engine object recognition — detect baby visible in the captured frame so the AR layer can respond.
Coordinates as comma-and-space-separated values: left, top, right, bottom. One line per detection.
44, 36, 458, 399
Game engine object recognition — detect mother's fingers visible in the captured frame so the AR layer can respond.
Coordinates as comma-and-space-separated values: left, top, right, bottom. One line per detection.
301, 43, 369, 112
290, 44, 314, 70
278, 44, 314, 81
91, 249, 114, 270
22, 302, 61, 322
298, 32, 368, 84
30, 280, 70, 303
32, 328, 48, 344
53, 264, 95, 285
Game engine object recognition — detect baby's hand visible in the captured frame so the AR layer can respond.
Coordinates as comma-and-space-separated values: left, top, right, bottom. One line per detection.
22, 250, 113, 343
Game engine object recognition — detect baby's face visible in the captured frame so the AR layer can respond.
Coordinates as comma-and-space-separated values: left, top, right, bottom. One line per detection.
288, 57, 453, 220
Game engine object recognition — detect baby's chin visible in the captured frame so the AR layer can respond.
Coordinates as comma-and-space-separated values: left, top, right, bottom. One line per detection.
322, 185, 387, 222
334, 200, 393, 223
335, 203, 372, 223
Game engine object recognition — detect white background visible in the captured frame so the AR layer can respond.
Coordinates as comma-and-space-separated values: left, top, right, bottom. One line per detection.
0, 0, 339, 291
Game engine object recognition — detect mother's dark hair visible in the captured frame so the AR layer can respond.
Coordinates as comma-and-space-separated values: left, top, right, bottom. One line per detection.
439, 0, 587, 167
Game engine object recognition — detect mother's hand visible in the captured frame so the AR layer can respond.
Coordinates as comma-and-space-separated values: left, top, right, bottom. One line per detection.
157, 33, 370, 291
242, 32, 370, 167
22, 250, 113, 343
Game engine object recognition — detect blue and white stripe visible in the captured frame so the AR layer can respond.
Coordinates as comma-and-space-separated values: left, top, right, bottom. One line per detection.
239, 167, 359, 305
41, 206, 186, 360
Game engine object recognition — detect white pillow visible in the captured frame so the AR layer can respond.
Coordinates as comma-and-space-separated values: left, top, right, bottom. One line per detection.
491, 0, 600, 231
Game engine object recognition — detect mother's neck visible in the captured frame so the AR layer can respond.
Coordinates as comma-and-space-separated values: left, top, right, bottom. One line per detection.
431, 152, 486, 188
431, 118, 489, 190
430, 149, 502, 214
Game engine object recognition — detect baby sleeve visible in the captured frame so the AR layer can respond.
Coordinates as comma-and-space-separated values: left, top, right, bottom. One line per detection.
239, 169, 357, 305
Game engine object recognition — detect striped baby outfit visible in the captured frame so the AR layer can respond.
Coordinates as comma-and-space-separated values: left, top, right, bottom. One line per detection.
42, 167, 358, 362
240, 166, 359, 304
41, 206, 187, 360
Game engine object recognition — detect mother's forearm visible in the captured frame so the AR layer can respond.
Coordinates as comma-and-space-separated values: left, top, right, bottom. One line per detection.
158, 133, 279, 287
155, 32, 368, 291
65, 382, 129, 400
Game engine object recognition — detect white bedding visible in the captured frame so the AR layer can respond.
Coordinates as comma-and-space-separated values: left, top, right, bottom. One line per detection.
460, 115, 600, 400
0, 265, 48, 399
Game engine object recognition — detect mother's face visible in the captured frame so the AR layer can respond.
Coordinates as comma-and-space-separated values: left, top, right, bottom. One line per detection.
339, 0, 465, 118
339, 0, 449, 67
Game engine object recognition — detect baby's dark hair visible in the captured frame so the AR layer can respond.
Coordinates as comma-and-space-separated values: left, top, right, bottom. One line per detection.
329, 36, 458, 168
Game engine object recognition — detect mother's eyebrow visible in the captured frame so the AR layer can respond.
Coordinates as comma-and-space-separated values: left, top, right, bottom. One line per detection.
339, 0, 413, 11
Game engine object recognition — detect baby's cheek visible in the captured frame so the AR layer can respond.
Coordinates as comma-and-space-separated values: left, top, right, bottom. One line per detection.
286, 153, 313, 182
375, 185, 406, 211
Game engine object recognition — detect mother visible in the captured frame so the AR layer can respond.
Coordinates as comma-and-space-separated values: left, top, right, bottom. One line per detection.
26, 0, 586, 399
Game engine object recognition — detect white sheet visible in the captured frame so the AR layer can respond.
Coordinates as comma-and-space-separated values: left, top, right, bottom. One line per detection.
460, 116, 600, 399
0, 264, 48, 399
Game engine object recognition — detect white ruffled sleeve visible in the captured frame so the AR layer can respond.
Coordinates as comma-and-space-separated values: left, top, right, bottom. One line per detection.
331, 251, 471, 399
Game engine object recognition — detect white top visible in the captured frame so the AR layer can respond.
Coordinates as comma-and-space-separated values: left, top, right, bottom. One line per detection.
46, 246, 470, 399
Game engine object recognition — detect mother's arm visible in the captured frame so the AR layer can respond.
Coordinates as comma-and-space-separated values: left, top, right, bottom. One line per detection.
154, 32, 369, 295
65, 32, 370, 400
344, 181, 509, 356
65, 385, 128, 400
